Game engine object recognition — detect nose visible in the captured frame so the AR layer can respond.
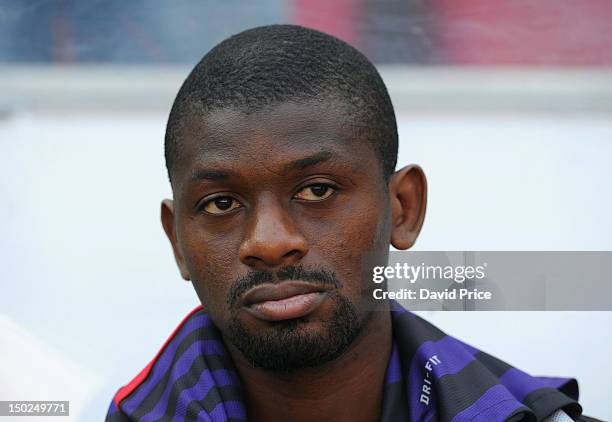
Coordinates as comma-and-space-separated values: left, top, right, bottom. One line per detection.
239, 196, 308, 269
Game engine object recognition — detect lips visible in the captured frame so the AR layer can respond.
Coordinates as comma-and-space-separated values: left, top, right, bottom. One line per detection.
242, 281, 331, 321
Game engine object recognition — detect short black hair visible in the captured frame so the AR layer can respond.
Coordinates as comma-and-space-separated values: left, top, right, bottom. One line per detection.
165, 24, 398, 183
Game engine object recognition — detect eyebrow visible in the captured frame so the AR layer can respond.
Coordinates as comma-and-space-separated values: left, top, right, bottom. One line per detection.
190, 169, 234, 182
189, 150, 338, 183
282, 150, 336, 173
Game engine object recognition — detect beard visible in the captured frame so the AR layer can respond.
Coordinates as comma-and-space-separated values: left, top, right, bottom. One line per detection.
226, 291, 361, 373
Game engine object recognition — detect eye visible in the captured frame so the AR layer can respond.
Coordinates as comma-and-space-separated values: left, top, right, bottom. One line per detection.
202, 196, 242, 215
294, 183, 335, 201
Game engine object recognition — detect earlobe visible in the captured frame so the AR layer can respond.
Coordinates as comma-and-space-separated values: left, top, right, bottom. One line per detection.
389, 165, 427, 250
161, 199, 191, 281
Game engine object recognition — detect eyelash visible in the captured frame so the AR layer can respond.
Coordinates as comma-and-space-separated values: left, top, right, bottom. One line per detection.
293, 182, 337, 202
198, 182, 339, 215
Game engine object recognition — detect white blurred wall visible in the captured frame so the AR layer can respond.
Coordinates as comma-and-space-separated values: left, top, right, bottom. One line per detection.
0, 67, 611, 420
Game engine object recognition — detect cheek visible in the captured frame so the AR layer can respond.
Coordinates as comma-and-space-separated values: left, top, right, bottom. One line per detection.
306, 194, 390, 299
178, 219, 242, 320
325, 192, 389, 257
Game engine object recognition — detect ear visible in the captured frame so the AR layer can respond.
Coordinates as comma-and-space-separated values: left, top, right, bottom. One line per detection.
161, 199, 191, 281
389, 165, 427, 250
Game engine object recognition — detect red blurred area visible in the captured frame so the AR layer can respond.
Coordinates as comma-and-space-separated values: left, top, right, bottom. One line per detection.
292, 0, 362, 48
291, 0, 612, 65
431, 0, 612, 65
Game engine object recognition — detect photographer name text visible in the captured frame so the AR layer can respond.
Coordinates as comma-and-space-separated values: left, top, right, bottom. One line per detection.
372, 263, 493, 301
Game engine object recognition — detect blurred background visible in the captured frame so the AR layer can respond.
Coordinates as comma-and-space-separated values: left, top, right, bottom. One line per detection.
1, 1, 611, 420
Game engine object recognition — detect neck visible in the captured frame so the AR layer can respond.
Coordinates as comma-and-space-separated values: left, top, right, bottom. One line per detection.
226, 302, 392, 422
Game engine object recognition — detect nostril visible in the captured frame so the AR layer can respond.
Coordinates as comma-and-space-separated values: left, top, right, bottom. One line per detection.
242, 255, 265, 268
282, 249, 304, 261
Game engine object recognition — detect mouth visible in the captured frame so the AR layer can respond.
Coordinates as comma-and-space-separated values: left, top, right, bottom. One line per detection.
241, 281, 332, 322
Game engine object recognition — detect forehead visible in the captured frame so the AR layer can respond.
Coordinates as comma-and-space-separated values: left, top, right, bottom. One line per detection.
172, 100, 380, 187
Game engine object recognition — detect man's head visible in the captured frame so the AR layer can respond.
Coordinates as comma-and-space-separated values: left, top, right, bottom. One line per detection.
165, 24, 398, 183
161, 25, 426, 373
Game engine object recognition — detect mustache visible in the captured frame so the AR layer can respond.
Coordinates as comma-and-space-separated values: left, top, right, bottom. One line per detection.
226, 265, 342, 308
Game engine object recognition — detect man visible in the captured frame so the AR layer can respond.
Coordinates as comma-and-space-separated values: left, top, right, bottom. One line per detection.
106, 25, 598, 422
